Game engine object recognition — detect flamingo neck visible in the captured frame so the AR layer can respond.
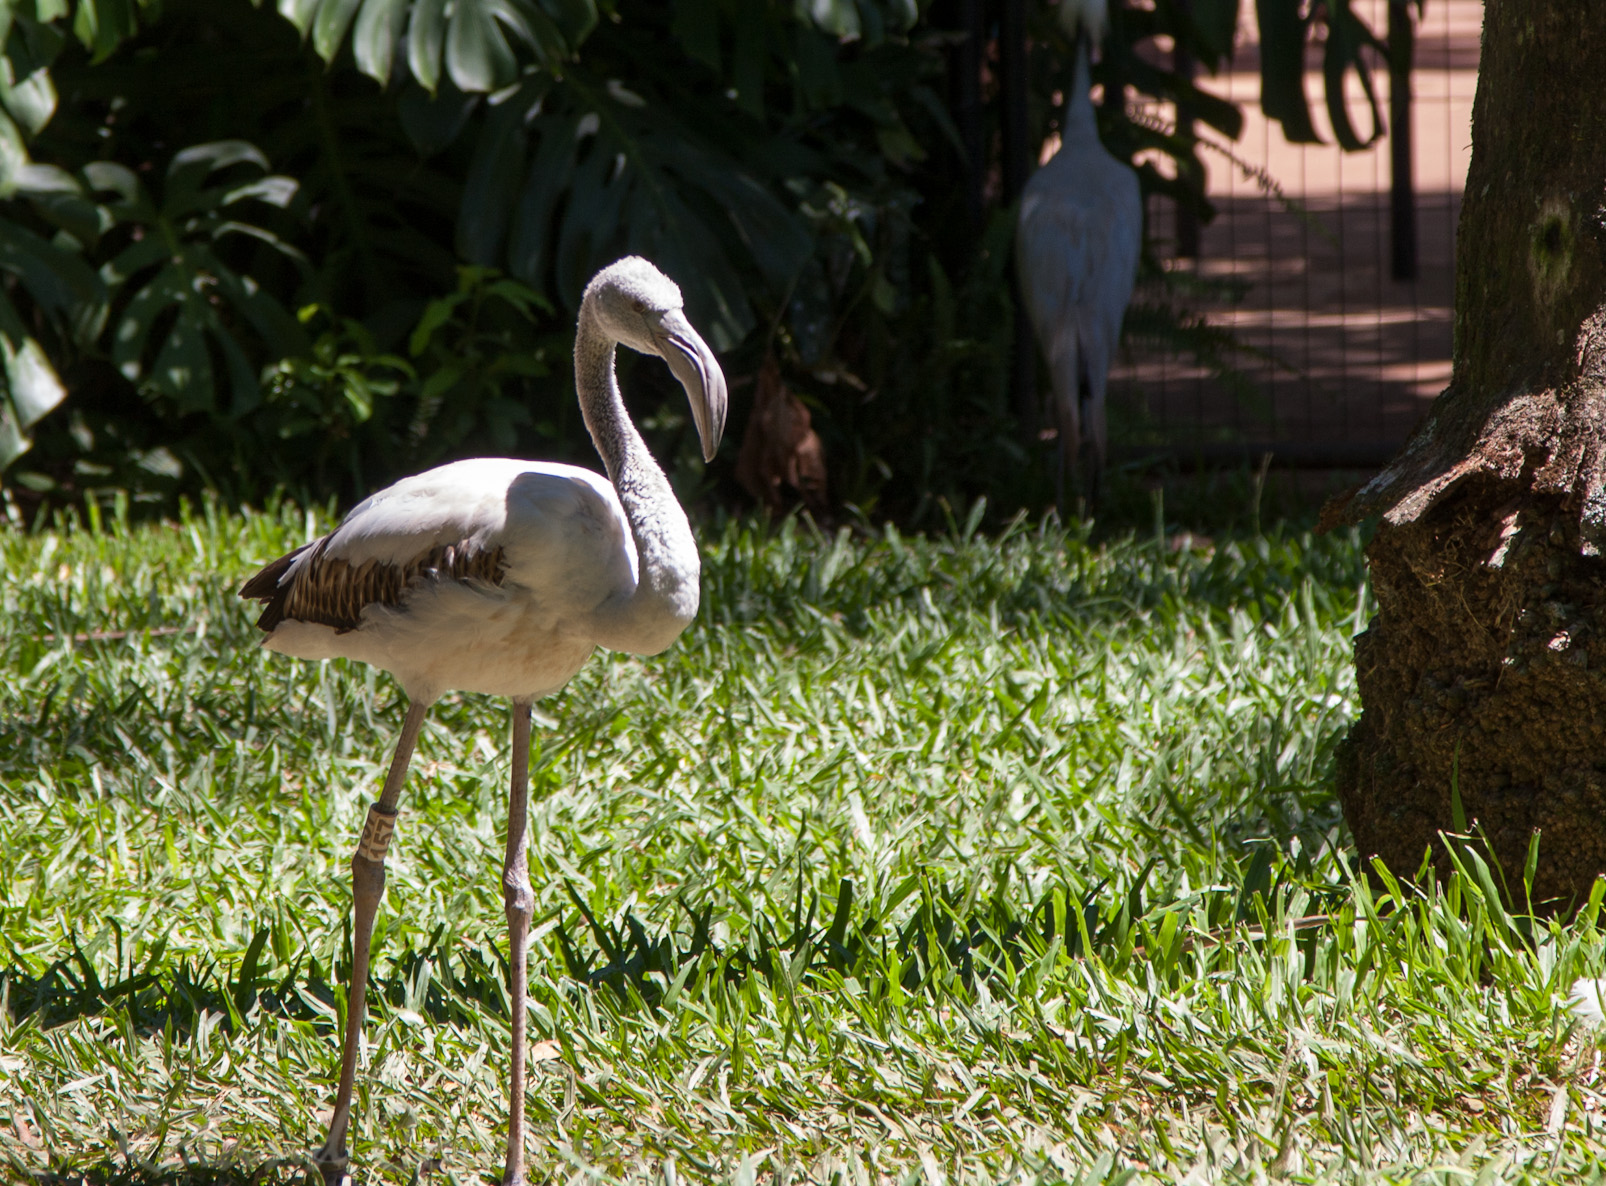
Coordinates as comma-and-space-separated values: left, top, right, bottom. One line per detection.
575, 310, 701, 654
1062, 37, 1099, 144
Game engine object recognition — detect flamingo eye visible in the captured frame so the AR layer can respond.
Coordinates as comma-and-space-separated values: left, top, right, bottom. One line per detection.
631, 299, 646, 312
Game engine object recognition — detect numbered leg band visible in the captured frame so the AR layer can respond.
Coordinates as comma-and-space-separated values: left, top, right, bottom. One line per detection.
356, 806, 397, 863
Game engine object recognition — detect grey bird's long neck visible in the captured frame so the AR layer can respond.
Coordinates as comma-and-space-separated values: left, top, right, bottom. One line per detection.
1062, 35, 1099, 144
574, 310, 700, 645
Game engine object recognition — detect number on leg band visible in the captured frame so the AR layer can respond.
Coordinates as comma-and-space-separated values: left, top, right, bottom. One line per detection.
356, 806, 397, 862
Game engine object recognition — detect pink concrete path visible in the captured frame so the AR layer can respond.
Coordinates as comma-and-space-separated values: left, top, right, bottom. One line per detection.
1110, 0, 1481, 464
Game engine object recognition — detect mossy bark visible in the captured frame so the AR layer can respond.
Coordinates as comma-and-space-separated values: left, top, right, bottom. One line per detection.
1323, 1, 1606, 907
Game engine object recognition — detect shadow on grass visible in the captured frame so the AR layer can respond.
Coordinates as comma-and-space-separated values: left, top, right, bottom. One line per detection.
557, 863, 1346, 1007
8, 860, 1345, 1040
2, 922, 505, 1037
556, 873, 1104, 1003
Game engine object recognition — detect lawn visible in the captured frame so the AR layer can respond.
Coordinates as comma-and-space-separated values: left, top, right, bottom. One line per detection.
1, 491, 1604, 1184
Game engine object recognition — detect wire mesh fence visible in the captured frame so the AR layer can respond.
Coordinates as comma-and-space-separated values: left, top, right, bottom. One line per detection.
1113, 0, 1480, 468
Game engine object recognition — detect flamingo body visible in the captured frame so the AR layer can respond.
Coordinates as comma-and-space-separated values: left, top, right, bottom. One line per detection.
240, 256, 727, 1186
246, 458, 654, 703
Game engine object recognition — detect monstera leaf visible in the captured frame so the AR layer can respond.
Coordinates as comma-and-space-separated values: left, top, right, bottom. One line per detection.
278, 0, 952, 355
793, 0, 919, 44
1255, 0, 1392, 150
0, 182, 106, 468
454, 70, 814, 351
0, 2, 168, 202
277, 0, 598, 90
437, 2, 941, 350
281, 0, 919, 95
85, 142, 308, 414
0, 6, 65, 195
0, 130, 310, 470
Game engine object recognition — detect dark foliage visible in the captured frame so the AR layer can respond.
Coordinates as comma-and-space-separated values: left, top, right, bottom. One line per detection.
0, 0, 1402, 524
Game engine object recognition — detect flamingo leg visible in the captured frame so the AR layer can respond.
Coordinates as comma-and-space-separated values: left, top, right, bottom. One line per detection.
315, 698, 429, 1186
502, 698, 536, 1186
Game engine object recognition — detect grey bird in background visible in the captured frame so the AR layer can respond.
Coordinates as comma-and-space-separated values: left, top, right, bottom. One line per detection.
1016, 0, 1142, 510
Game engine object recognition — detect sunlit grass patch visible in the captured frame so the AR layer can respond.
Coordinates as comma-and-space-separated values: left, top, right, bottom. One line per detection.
2, 498, 1604, 1183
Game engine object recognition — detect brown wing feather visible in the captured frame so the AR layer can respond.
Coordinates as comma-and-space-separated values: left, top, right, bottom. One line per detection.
240, 539, 507, 634
238, 544, 311, 632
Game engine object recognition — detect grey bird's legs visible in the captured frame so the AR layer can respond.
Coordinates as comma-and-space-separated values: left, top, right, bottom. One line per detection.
315, 698, 429, 1186
1053, 378, 1103, 516
502, 699, 536, 1186
1054, 396, 1081, 519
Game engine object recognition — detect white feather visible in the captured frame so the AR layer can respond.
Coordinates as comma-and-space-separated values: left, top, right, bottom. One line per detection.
1570, 977, 1606, 1024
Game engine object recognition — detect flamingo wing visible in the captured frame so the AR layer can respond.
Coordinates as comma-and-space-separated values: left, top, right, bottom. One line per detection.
242, 458, 638, 636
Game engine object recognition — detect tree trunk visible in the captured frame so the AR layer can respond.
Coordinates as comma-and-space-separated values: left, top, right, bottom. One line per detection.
1322, 1, 1606, 908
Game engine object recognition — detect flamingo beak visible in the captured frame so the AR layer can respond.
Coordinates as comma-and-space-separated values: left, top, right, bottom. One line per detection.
656, 310, 727, 463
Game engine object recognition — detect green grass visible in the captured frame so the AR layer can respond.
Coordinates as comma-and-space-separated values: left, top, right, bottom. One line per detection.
2, 492, 1605, 1184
